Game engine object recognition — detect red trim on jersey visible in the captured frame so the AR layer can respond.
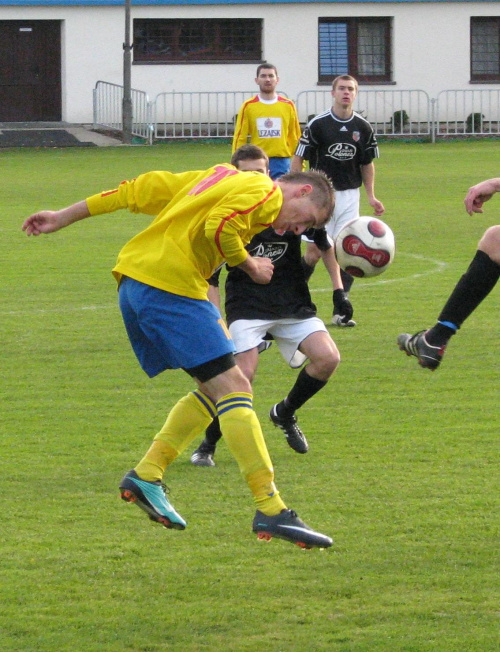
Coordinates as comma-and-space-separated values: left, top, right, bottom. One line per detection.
188, 165, 238, 196
214, 182, 279, 258
101, 179, 130, 197
233, 95, 260, 144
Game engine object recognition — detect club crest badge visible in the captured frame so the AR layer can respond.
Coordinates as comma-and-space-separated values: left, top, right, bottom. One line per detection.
257, 117, 282, 138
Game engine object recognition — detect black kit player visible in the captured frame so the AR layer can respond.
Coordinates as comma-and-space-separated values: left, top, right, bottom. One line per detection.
191, 145, 346, 467
291, 74, 385, 327
398, 176, 500, 370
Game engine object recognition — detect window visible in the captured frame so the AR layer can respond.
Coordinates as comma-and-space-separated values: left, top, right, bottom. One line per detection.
471, 17, 500, 82
133, 19, 262, 64
318, 18, 392, 83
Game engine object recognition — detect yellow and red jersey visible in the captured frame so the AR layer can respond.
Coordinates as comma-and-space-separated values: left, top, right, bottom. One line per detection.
85, 165, 282, 300
232, 95, 301, 158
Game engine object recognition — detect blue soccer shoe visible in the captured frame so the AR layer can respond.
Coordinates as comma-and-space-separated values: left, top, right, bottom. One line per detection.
120, 469, 186, 530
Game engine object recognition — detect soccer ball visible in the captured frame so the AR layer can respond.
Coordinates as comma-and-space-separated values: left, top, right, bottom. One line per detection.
334, 216, 395, 278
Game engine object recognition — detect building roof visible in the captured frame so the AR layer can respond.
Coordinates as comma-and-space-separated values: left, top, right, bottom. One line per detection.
1, 0, 492, 6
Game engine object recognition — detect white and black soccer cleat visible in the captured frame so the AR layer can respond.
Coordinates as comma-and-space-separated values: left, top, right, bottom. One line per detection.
397, 330, 446, 370
270, 405, 309, 454
332, 314, 357, 327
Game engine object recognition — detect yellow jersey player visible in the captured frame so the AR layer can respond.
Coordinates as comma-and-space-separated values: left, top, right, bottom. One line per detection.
233, 63, 302, 180
22, 163, 335, 549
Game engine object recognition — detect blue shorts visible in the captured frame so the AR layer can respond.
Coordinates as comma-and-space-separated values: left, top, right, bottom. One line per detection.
118, 276, 235, 378
268, 157, 291, 180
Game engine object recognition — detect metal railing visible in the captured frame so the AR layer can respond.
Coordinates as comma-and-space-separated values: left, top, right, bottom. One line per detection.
296, 89, 432, 136
434, 89, 500, 141
93, 81, 153, 142
151, 90, 288, 140
92, 81, 500, 143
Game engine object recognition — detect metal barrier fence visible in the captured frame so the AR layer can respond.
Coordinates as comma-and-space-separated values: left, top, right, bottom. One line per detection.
434, 89, 500, 141
93, 81, 500, 143
296, 89, 432, 137
153, 91, 257, 139
93, 81, 153, 142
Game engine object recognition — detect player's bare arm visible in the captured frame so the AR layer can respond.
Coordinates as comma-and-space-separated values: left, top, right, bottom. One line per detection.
290, 155, 305, 174
238, 254, 274, 284
464, 177, 500, 215
22, 200, 91, 236
361, 163, 385, 216
321, 246, 344, 291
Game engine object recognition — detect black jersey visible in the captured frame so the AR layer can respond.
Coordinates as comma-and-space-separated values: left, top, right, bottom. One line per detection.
295, 109, 379, 191
218, 227, 330, 325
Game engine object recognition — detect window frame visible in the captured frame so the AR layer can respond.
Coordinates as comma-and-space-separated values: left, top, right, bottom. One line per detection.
470, 17, 500, 83
318, 17, 392, 85
133, 18, 262, 65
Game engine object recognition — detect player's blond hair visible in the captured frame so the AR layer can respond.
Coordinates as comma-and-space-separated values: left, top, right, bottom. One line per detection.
279, 170, 335, 226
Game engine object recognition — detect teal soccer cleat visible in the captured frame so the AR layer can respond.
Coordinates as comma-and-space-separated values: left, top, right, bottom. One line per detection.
120, 469, 186, 530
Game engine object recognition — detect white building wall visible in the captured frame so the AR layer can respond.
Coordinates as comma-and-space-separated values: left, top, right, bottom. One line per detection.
1, 2, 498, 123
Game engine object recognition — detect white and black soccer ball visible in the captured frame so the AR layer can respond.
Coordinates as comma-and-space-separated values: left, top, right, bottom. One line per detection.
335, 216, 395, 278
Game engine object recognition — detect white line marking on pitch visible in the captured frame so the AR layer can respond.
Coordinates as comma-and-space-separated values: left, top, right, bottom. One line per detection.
313, 252, 449, 292
3, 254, 449, 314
3, 303, 117, 316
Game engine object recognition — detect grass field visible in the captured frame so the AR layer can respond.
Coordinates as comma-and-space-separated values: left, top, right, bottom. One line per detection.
2, 140, 499, 651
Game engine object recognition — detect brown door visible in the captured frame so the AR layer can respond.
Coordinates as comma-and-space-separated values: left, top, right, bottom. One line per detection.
0, 20, 61, 121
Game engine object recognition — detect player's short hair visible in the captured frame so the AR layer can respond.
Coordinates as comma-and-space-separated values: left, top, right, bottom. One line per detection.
332, 74, 358, 92
279, 170, 335, 226
256, 63, 278, 77
231, 144, 269, 170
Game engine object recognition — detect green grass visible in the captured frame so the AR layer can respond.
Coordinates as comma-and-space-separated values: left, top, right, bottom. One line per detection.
1, 141, 499, 651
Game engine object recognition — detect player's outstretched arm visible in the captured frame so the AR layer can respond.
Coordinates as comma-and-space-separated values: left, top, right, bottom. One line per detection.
22, 201, 91, 236
464, 177, 500, 215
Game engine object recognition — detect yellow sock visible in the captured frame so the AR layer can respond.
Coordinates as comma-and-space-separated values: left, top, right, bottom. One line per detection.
135, 390, 216, 481
217, 392, 286, 516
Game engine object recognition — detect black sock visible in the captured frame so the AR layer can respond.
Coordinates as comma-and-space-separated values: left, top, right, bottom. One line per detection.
340, 268, 354, 293
427, 250, 500, 345
276, 368, 327, 418
301, 256, 316, 282
200, 417, 223, 451
425, 323, 456, 347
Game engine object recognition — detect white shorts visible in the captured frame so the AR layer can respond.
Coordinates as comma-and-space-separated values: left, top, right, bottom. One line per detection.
229, 317, 327, 369
328, 188, 360, 239
302, 187, 360, 243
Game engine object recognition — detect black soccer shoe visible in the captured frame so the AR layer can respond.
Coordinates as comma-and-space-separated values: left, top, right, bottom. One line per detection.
270, 405, 309, 454
252, 509, 333, 549
190, 445, 216, 467
332, 289, 356, 327
397, 330, 447, 370
332, 313, 357, 327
